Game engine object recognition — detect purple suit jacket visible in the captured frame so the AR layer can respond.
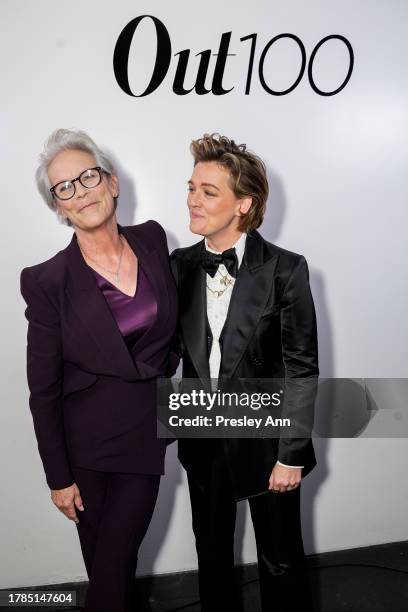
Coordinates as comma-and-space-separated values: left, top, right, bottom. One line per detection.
20, 220, 178, 490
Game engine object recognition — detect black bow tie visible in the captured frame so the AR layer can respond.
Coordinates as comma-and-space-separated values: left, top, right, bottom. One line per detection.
201, 247, 238, 278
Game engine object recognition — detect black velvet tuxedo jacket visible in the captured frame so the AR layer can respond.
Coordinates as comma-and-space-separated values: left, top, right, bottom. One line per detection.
20, 221, 178, 490
170, 229, 319, 500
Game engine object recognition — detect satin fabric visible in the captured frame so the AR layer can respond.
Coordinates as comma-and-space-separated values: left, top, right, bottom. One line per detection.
90, 264, 158, 348
170, 229, 319, 500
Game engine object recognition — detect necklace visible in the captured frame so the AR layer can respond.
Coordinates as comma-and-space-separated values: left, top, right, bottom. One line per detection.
206, 284, 228, 298
79, 234, 125, 283
217, 268, 234, 287
206, 269, 235, 298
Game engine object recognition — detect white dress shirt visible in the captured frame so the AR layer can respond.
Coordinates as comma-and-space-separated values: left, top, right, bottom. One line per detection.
204, 233, 303, 470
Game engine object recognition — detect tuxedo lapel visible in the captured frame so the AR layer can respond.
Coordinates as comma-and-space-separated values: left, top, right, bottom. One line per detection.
219, 231, 279, 378
64, 228, 139, 380
179, 243, 211, 382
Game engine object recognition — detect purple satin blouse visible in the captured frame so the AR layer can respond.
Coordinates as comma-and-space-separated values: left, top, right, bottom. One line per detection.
89, 264, 157, 349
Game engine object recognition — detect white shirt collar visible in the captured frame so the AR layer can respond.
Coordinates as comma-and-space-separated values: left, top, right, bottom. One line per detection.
204, 232, 247, 268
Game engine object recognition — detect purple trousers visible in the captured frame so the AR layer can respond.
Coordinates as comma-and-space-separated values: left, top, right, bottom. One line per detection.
73, 467, 160, 612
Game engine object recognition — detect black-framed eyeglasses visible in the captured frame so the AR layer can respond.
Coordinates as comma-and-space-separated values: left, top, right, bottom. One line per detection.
50, 166, 107, 201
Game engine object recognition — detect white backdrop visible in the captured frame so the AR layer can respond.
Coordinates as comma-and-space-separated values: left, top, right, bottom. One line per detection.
1, 0, 408, 588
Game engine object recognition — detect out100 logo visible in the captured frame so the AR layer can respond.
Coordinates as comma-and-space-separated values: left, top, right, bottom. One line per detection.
113, 15, 354, 97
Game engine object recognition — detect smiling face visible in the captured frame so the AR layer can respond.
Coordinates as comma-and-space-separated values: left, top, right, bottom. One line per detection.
187, 161, 252, 248
47, 149, 119, 230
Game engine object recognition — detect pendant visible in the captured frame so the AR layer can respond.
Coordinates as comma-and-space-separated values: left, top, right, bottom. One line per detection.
114, 273, 120, 282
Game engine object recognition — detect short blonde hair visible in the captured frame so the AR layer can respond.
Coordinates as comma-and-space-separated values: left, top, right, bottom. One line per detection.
190, 133, 268, 232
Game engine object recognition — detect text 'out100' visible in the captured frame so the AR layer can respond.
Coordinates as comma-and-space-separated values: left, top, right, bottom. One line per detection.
113, 15, 354, 98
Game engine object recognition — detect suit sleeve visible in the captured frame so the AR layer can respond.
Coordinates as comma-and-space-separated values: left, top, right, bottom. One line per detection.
277, 256, 318, 467
169, 251, 185, 360
146, 222, 182, 373
20, 268, 74, 490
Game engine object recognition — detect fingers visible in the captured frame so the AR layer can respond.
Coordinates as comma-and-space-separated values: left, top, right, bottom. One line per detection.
285, 483, 300, 492
63, 502, 79, 524
74, 490, 85, 513
269, 481, 300, 493
54, 498, 79, 523
51, 483, 83, 523
268, 466, 301, 493
269, 482, 294, 493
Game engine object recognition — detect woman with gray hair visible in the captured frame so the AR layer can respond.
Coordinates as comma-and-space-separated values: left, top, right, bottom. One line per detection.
20, 129, 178, 612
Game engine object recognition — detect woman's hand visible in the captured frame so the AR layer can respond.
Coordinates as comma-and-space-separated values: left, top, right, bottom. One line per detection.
51, 483, 84, 524
268, 464, 302, 493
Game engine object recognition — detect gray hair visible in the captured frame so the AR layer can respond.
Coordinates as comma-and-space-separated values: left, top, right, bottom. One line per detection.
36, 129, 116, 226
